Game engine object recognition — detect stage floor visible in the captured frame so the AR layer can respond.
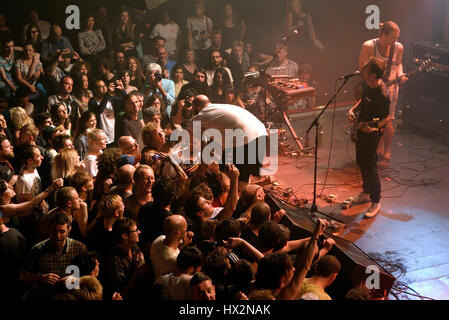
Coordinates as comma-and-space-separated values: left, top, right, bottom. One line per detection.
270, 125, 449, 300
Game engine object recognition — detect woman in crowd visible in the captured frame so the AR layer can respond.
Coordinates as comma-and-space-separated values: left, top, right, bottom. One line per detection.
0, 177, 62, 220
113, 10, 139, 58
181, 48, 198, 83
224, 86, 245, 109
71, 60, 93, 80
73, 74, 93, 113
0, 113, 12, 142
119, 70, 138, 94
92, 147, 122, 206
84, 128, 107, 178
210, 67, 232, 103
24, 24, 43, 54
127, 56, 145, 90
15, 42, 45, 104
51, 147, 85, 183
77, 15, 106, 65
50, 103, 71, 136
74, 111, 97, 160
171, 64, 188, 99
220, 3, 246, 50
287, 0, 324, 65
9, 107, 33, 145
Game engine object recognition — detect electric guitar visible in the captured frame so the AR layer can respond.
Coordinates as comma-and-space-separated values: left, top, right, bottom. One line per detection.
348, 111, 389, 142
354, 59, 435, 100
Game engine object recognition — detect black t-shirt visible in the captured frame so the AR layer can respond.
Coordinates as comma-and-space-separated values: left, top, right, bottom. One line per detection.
115, 114, 144, 141
359, 82, 390, 124
137, 202, 172, 245
86, 218, 115, 266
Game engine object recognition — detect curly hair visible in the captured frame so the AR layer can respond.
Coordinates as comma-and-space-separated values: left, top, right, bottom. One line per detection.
93, 147, 122, 199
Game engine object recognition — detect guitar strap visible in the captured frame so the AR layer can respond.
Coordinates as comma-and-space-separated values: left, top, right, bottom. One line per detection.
382, 41, 396, 83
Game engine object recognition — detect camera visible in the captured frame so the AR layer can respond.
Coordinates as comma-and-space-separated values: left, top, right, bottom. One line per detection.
154, 71, 163, 82
62, 52, 74, 59
184, 97, 192, 108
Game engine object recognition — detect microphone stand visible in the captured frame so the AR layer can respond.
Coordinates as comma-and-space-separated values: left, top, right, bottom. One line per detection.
305, 76, 351, 218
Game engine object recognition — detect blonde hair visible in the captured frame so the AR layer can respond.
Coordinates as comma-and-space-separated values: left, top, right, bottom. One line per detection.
101, 194, 124, 219
52, 148, 80, 180
86, 128, 105, 142
73, 276, 103, 300
141, 122, 160, 147
10, 107, 33, 131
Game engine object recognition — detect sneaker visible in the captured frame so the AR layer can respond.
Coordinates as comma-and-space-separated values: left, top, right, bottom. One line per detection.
348, 192, 371, 204
364, 202, 381, 218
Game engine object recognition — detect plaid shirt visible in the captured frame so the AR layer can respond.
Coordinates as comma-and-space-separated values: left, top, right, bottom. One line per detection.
22, 238, 87, 277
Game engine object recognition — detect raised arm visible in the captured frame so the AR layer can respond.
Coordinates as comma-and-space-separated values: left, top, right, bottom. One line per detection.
216, 164, 239, 221
0, 178, 63, 218
279, 218, 328, 300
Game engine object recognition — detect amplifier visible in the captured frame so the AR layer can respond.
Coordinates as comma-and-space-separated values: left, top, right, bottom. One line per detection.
408, 41, 449, 75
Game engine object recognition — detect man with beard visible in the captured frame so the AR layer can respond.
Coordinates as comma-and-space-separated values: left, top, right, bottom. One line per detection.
19, 212, 87, 300
178, 67, 212, 99
0, 135, 16, 185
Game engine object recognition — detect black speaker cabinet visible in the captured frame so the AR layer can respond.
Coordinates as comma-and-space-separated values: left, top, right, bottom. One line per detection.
404, 42, 449, 144
265, 191, 396, 300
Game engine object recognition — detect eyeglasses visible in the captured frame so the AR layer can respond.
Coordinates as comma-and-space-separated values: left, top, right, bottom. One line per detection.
128, 228, 139, 233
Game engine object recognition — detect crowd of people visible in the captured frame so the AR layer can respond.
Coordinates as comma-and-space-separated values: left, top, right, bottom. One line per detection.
0, 1, 375, 302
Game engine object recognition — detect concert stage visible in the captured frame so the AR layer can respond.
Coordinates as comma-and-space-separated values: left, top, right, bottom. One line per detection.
268, 104, 449, 300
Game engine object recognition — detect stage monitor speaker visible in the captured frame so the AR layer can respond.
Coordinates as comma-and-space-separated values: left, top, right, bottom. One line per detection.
265, 191, 396, 300
285, 104, 355, 169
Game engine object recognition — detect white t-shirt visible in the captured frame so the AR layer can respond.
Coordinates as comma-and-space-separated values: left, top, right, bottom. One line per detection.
84, 153, 99, 178
16, 169, 41, 197
155, 273, 192, 300
186, 16, 213, 50
151, 22, 180, 58
193, 104, 267, 147
96, 100, 115, 144
150, 235, 180, 279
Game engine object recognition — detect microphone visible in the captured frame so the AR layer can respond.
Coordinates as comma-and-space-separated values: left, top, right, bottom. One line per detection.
338, 71, 361, 80
282, 29, 299, 41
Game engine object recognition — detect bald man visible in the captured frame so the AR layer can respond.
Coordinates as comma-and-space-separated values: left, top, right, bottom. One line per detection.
150, 215, 193, 278
117, 135, 141, 164
190, 95, 268, 188
109, 164, 135, 200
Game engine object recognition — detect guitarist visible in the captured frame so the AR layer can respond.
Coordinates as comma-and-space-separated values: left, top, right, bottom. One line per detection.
348, 58, 390, 218
359, 21, 408, 168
